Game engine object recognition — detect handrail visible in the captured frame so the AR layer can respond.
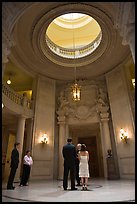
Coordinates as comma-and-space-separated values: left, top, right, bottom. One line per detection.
45, 32, 102, 59
2, 83, 33, 109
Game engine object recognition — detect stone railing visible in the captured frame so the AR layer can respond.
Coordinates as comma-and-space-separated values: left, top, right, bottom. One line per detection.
46, 31, 102, 59
2, 82, 33, 109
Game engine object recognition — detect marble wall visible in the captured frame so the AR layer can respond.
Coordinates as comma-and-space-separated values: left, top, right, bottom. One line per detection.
31, 75, 56, 180
106, 65, 135, 179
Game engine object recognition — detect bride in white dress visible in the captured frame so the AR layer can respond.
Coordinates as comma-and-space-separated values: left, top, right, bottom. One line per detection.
78, 144, 90, 190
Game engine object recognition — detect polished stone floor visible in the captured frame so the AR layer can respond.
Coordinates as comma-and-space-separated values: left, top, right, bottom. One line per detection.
2, 178, 135, 202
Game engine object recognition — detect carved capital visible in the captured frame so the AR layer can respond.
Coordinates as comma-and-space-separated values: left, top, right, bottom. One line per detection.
100, 112, 109, 121
57, 116, 66, 123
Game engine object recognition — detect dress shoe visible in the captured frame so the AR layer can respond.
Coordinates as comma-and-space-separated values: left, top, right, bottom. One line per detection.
63, 188, 67, 190
71, 187, 77, 190
76, 183, 82, 186
7, 187, 15, 190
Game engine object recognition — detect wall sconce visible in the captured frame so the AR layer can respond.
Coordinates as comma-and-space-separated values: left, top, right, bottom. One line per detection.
132, 78, 135, 88
41, 134, 48, 144
120, 128, 128, 143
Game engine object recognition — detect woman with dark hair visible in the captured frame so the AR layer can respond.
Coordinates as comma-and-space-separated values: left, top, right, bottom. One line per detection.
19, 150, 33, 186
78, 144, 90, 190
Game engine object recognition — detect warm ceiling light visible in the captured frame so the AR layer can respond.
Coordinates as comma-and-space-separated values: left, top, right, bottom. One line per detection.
71, 13, 81, 101
7, 78, 11, 84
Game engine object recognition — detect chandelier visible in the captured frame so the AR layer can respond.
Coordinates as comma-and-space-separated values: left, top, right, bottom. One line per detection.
71, 14, 81, 101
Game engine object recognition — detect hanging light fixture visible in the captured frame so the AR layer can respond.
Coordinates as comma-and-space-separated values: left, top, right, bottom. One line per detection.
71, 13, 81, 101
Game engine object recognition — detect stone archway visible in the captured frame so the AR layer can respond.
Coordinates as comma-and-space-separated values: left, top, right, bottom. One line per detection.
56, 81, 112, 179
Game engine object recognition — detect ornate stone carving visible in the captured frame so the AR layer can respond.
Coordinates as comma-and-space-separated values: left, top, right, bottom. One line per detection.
56, 91, 70, 117
56, 90, 96, 121
96, 88, 109, 120
70, 105, 96, 120
2, 2, 33, 63
114, 2, 135, 46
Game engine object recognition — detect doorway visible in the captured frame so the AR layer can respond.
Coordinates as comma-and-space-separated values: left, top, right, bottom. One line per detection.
3, 134, 15, 182
78, 136, 99, 177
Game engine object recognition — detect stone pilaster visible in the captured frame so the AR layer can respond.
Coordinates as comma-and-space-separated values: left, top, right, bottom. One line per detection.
114, 2, 135, 63
58, 116, 67, 180
25, 118, 34, 151
14, 115, 26, 182
98, 108, 112, 178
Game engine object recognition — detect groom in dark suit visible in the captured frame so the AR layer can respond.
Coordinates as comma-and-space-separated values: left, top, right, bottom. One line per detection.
62, 138, 77, 190
7, 142, 21, 190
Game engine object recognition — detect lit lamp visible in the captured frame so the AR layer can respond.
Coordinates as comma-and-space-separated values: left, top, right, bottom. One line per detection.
132, 78, 135, 88
71, 14, 81, 101
2, 103, 4, 108
7, 77, 11, 85
72, 83, 81, 101
41, 133, 48, 144
7, 73, 12, 85
120, 128, 128, 143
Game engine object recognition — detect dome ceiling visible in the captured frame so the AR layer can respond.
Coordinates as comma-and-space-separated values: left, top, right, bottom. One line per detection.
46, 13, 102, 59
10, 2, 131, 82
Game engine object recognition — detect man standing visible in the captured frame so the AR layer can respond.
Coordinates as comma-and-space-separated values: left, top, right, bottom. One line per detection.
76, 143, 81, 186
62, 138, 77, 190
7, 142, 21, 190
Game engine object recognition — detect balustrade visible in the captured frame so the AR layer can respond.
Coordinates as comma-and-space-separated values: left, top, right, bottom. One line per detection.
46, 32, 102, 59
2, 83, 33, 109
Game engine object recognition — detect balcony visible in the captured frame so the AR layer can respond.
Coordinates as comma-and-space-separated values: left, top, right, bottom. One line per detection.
2, 82, 33, 118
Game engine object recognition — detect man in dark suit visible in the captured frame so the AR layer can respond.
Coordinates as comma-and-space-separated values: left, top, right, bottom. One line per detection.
76, 143, 81, 186
7, 142, 21, 190
62, 138, 77, 190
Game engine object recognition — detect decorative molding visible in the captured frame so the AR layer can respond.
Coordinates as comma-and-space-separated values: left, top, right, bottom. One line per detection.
2, 2, 35, 63
56, 79, 109, 122
31, 3, 114, 67
114, 2, 135, 45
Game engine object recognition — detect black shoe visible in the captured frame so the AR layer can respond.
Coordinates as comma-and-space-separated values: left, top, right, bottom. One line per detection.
64, 188, 67, 190
71, 187, 77, 190
76, 183, 82, 186
7, 187, 15, 190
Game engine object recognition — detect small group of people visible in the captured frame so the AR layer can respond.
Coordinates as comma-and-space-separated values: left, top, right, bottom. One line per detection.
7, 142, 33, 190
62, 138, 90, 191
7, 138, 89, 191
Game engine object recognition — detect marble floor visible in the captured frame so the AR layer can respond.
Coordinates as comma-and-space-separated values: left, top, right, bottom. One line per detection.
2, 178, 135, 202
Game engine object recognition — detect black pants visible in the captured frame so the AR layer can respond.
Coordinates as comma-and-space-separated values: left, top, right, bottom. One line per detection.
76, 159, 81, 185
20, 164, 31, 186
7, 166, 17, 189
63, 162, 76, 189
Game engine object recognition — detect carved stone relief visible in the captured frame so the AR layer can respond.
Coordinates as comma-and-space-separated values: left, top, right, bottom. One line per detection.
56, 79, 110, 122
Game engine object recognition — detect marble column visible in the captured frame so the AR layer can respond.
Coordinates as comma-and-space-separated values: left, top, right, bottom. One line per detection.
114, 2, 135, 63
25, 118, 34, 151
14, 115, 26, 182
127, 26, 135, 63
58, 116, 66, 180
100, 113, 112, 178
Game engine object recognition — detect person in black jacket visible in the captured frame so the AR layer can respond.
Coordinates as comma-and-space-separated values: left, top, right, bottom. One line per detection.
7, 142, 21, 190
76, 143, 81, 186
62, 138, 77, 190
